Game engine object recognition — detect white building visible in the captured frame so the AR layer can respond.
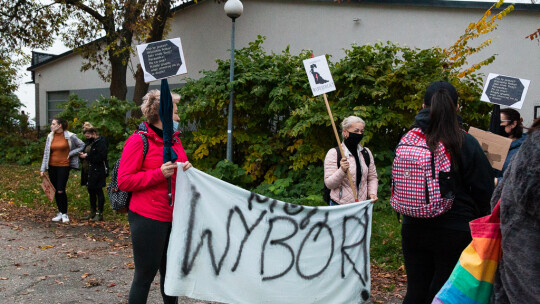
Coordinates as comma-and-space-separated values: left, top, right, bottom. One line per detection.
27, 0, 540, 127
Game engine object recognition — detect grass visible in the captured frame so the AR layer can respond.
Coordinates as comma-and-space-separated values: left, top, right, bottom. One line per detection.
0, 163, 404, 270
0, 163, 128, 224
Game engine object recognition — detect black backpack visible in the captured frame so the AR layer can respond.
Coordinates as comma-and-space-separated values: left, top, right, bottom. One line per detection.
323, 146, 371, 204
107, 133, 149, 212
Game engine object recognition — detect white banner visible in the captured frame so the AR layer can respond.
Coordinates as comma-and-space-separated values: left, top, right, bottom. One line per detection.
165, 166, 373, 304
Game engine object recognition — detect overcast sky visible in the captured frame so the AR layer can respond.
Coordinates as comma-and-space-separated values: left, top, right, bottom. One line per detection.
15, 0, 536, 124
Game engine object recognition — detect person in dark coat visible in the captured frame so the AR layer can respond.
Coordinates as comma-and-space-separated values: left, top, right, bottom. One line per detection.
400, 81, 494, 304
79, 122, 108, 221
490, 118, 540, 304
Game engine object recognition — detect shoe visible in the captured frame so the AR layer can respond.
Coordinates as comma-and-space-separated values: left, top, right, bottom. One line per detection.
52, 212, 62, 222
81, 211, 96, 220
61, 214, 69, 223
91, 213, 103, 222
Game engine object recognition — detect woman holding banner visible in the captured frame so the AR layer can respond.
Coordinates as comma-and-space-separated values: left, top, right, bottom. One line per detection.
324, 116, 378, 205
118, 90, 191, 304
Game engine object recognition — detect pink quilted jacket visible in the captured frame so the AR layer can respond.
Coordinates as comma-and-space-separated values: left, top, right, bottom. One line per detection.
324, 143, 378, 204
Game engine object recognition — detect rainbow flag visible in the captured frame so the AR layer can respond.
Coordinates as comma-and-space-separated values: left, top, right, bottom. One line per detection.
433, 202, 501, 304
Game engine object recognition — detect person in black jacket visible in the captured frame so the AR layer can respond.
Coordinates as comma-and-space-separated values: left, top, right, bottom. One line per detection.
400, 81, 494, 304
79, 122, 109, 221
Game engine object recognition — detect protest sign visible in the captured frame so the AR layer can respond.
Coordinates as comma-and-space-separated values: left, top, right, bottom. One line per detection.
136, 38, 187, 82
41, 175, 55, 202
468, 127, 512, 171
303, 54, 357, 200
165, 166, 373, 304
303, 55, 336, 96
480, 73, 530, 109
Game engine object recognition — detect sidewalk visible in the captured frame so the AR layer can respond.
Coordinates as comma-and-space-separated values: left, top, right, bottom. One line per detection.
0, 216, 210, 304
0, 202, 404, 304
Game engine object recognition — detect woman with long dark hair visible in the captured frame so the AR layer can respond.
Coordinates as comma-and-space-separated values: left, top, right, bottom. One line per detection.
398, 81, 494, 304
40, 117, 85, 223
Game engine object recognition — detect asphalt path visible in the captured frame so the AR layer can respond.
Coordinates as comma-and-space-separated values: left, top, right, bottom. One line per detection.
0, 218, 210, 304
0, 215, 403, 304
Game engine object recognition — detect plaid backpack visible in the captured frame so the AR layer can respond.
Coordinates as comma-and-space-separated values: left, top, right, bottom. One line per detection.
107, 133, 149, 212
390, 128, 455, 218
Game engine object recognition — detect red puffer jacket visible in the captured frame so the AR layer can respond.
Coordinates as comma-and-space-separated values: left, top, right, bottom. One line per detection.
118, 122, 188, 222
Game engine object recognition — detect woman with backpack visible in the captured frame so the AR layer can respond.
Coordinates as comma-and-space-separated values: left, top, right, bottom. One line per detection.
393, 81, 494, 304
79, 122, 108, 221
40, 117, 85, 223
117, 90, 191, 304
324, 115, 378, 205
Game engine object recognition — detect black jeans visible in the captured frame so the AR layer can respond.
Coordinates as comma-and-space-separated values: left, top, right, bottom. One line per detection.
401, 224, 472, 304
128, 211, 177, 304
48, 166, 70, 214
87, 188, 104, 213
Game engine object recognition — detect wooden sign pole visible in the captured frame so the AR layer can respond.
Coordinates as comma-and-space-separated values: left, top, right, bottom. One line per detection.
322, 93, 358, 202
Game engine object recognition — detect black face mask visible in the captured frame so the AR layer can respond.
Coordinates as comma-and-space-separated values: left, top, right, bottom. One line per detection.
344, 132, 364, 149
498, 125, 510, 138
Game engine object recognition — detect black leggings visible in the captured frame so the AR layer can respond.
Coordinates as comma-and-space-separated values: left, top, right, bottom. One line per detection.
48, 166, 70, 214
128, 211, 177, 304
401, 224, 472, 304
87, 188, 105, 213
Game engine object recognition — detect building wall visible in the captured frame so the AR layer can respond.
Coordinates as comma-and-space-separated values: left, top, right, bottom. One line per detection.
33, 0, 540, 126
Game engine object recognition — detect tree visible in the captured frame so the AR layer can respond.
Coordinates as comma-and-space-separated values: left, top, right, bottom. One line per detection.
1, 0, 196, 101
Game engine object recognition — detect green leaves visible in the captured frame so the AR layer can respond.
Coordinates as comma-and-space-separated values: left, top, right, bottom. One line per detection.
177, 38, 490, 205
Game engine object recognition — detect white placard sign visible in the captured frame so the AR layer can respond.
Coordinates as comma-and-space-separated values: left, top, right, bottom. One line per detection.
165, 166, 373, 304
303, 55, 336, 96
136, 38, 188, 82
480, 73, 530, 109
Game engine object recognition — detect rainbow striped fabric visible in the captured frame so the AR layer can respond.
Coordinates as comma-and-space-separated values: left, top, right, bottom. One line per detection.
433, 201, 502, 304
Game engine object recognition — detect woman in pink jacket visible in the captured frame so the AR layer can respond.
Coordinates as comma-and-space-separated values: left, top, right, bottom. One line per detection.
324, 116, 378, 205
118, 90, 191, 304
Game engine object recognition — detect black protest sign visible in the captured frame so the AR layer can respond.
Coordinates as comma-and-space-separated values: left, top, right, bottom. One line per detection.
481, 73, 530, 109
137, 38, 187, 82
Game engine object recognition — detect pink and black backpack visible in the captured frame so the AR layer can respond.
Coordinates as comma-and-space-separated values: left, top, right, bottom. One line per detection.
390, 128, 456, 218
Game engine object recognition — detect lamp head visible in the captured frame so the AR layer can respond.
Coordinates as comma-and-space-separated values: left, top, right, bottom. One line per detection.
224, 0, 243, 19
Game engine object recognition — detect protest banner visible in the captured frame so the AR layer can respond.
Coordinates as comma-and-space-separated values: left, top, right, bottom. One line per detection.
41, 175, 55, 202
136, 38, 188, 82
468, 127, 512, 171
165, 166, 373, 304
480, 73, 530, 109
303, 54, 357, 201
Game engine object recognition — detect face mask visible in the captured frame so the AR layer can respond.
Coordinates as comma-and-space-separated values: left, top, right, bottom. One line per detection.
172, 121, 179, 132
498, 125, 510, 137
344, 132, 364, 147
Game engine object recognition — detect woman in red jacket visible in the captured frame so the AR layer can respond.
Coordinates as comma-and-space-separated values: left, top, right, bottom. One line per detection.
118, 90, 191, 304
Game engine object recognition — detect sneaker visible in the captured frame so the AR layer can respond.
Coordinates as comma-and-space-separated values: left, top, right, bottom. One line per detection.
52, 212, 62, 222
61, 214, 69, 223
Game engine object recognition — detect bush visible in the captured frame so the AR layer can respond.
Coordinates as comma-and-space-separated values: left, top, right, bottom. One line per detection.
177, 37, 491, 206
56, 94, 142, 161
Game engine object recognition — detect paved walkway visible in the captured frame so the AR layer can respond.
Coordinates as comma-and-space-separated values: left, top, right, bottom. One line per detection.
0, 213, 403, 304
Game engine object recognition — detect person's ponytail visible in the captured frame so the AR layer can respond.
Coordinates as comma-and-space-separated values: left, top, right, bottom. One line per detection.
426, 89, 463, 167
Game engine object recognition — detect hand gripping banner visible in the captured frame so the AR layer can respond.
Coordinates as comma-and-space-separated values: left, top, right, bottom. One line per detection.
165, 166, 373, 304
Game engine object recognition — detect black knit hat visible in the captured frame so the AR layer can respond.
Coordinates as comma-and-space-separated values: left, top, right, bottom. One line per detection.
424, 81, 458, 106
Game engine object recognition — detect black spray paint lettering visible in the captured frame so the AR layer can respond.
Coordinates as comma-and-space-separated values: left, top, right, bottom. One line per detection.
341, 208, 370, 286
182, 185, 266, 276
182, 187, 370, 283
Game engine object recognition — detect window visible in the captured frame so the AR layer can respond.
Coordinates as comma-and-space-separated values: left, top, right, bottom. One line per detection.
47, 91, 69, 123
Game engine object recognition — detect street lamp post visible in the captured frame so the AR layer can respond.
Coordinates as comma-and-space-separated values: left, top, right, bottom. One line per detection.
224, 0, 243, 163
